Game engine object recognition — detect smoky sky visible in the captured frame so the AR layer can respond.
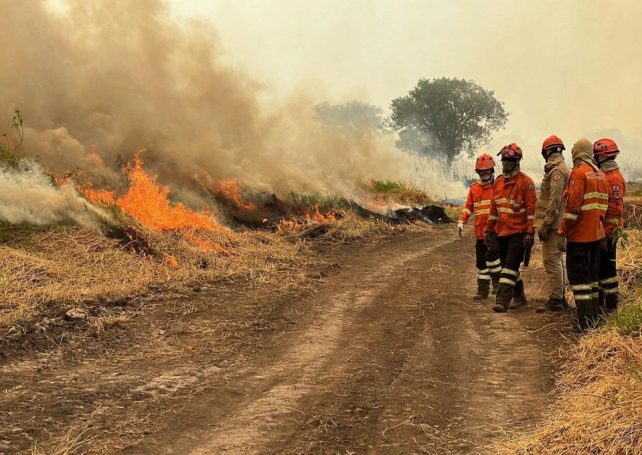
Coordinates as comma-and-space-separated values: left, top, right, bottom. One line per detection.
1, 0, 464, 217
171, 0, 642, 177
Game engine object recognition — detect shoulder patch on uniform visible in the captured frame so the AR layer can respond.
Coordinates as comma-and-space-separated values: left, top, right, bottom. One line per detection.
613, 184, 621, 192
528, 183, 534, 190
553, 173, 561, 181
569, 179, 575, 186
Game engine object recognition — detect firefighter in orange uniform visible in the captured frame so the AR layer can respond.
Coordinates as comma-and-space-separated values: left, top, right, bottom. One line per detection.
458, 153, 501, 299
593, 138, 626, 314
557, 138, 609, 331
486, 144, 537, 313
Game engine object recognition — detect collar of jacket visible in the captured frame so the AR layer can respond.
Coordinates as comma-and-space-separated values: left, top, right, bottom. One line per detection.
544, 152, 565, 173
503, 166, 520, 181
576, 158, 599, 172
600, 160, 620, 173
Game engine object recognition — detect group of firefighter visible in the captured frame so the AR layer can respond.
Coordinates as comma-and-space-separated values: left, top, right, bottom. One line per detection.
458, 136, 625, 332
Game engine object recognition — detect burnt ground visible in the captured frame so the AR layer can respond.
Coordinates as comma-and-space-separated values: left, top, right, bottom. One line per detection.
0, 228, 576, 454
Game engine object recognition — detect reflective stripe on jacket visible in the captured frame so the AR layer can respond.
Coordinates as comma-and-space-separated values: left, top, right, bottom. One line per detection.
604, 168, 626, 237
559, 162, 609, 242
487, 171, 537, 237
460, 181, 493, 239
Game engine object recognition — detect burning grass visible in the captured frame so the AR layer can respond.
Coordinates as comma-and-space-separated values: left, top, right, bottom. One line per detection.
0, 224, 307, 332
497, 228, 642, 454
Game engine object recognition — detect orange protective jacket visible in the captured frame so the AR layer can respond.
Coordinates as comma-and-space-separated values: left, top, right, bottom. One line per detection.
559, 162, 609, 243
459, 181, 493, 239
603, 168, 626, 237
487, 171, 537, 237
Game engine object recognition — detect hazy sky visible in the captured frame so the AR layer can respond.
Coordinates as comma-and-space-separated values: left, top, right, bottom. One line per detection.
169, 0, 642, 173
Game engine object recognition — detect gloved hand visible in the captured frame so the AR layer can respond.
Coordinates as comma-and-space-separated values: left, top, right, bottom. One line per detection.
537, 225, 551, 242
557, 235, 567, 252
484, 231, 496, 247
523, 232, 535, 249
457, 221, 464, 237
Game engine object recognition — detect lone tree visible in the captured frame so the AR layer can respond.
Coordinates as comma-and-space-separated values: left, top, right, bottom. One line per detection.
390, 78, 508, 165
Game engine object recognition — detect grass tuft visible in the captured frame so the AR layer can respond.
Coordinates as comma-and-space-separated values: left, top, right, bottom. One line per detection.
364, 180, 436, 205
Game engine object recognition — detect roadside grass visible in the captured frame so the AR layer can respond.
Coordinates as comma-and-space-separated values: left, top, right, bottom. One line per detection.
497, 228, 642, 454
364, 179, 436, 205
0, 224, 308, 331
286, 191, 350, 211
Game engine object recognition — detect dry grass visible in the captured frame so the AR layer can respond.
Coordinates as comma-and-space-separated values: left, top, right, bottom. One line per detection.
364, 180, 437, 205
497, 229, 642, 454
0, 225, 307, 331
624, 196, 642, 230
0, 206, 430, 332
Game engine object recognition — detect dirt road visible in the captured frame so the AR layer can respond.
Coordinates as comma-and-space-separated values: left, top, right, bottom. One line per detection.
0, 230, 572, 454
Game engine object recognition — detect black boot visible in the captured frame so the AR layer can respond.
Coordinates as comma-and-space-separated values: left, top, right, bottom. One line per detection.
604, 292, 618, 315
490, 273, 500, 295
576, 298, 599, 332
535, 298, 564, 313
509, 279, 528, 309
493, 285, 513, 313
473, 279, 490, 300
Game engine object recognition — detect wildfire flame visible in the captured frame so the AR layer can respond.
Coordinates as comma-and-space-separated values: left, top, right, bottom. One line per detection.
84, 156, 232, 256
303, 205, 338, 223
215, 179, 257, 212
86, 157, 221, 233
166, 255, 179, 268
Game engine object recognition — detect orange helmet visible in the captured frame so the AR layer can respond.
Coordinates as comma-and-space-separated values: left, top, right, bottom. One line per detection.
542, 135, 565, 157
593, 138, 619, 159
498, 143, 523, 160
475, 153, 496, 172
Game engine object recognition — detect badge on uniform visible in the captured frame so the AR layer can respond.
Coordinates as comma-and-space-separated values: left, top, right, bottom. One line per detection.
553, 174, 561, 181
569, 179, 575, 186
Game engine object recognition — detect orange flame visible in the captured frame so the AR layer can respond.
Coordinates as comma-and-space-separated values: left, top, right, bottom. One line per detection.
85, 188, 116, 205
91, 157, 222, 233
303, 205, 338, 223
85, 157, 232, 256
215, 179, 257, 211
166, 255, 179, 268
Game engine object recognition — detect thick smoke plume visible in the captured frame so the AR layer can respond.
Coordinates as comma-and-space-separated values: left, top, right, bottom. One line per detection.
0, 162, 108, 228
0, 0, 462, 219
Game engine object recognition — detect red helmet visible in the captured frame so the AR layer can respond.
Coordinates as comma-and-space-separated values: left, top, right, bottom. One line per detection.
475, 153, 496, 172
498, 143, 523, 160
542, 135, 565, 156
593, 138, 619, 159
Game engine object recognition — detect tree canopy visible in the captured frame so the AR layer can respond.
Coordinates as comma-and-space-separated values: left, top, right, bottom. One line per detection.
390, 78, 508, 164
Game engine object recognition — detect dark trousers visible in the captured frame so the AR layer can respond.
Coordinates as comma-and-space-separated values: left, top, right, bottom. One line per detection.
567, 241, 601, 329
598, 238, 618, 311
475, 239, 501, 292
496, 234, 525, 305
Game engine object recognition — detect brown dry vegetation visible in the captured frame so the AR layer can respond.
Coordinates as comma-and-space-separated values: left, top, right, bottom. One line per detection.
0, 211, 432, 334
498, 223, 642, 454
0, 225, 305, 332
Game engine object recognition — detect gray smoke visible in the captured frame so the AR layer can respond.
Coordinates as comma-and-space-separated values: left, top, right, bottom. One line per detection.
0, 0, 463, 217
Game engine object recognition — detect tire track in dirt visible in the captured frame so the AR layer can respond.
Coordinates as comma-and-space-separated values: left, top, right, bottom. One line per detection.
1, 231, 567, 454
157, 233, 560, 454
183, 236, 453, 454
